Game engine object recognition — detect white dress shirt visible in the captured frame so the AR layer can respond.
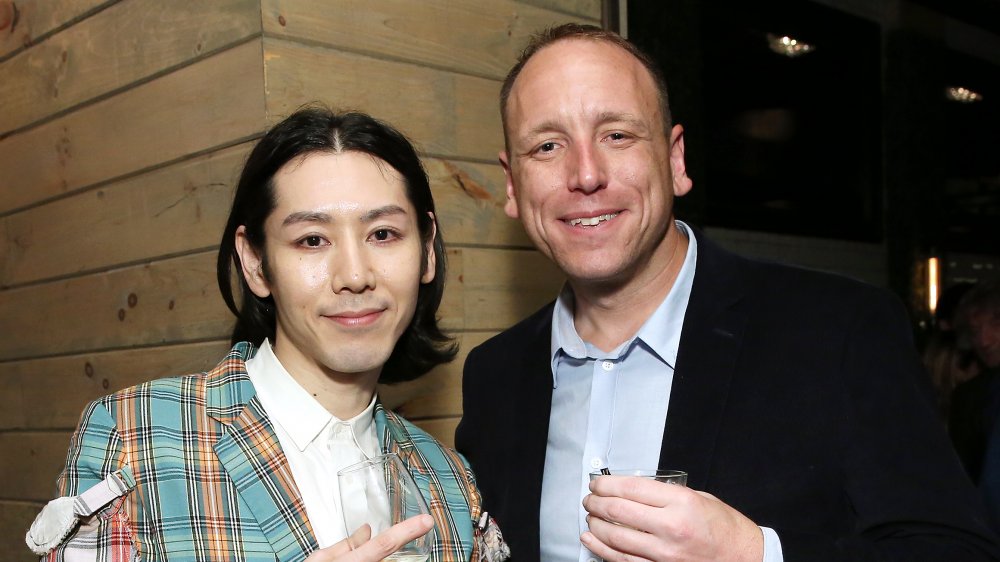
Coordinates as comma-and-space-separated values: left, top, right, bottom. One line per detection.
245, 339, 380, 548
539, 222, 783, 562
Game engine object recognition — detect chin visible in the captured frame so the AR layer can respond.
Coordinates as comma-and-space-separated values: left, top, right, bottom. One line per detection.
323, 349, 389, 376
561, 258, 630, 284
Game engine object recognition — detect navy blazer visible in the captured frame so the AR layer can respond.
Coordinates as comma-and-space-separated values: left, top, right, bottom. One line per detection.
456, 230, 999, 561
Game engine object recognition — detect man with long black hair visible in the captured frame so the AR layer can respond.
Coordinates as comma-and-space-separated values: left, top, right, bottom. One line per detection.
30, 108, 504, 562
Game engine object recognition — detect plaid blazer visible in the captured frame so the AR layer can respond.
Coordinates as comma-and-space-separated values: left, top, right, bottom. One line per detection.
45, 342, 482, 561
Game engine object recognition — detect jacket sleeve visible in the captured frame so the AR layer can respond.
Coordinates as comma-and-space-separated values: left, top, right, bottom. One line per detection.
33, 400, 139, 562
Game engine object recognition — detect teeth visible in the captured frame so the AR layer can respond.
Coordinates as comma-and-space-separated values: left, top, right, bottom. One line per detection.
568, 213, 618, 227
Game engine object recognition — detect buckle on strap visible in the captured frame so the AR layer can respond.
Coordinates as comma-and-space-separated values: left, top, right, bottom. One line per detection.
26, 467, 136, 555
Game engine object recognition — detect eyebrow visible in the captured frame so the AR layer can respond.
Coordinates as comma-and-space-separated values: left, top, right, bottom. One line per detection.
522, 112, 649, 141
360, 204, 408, 223
594, 111, 649, 132
280, 205, 408, 227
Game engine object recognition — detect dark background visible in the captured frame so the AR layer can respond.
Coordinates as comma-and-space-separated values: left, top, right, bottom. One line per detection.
627, 0, 1000, 306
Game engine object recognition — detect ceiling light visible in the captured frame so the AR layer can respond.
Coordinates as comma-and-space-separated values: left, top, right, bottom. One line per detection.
946, 86, 984, 103
767, 33, 816, 58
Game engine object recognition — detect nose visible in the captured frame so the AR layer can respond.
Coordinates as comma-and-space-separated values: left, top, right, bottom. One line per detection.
569, 142, 607, 194
332, 241, 375, 294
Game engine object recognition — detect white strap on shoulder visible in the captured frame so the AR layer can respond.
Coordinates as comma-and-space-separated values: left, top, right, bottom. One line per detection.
26, 468, 135, 556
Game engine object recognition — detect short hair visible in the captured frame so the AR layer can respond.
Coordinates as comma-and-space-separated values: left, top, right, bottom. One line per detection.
217, 107, 456, 383
499, 23, 672, 145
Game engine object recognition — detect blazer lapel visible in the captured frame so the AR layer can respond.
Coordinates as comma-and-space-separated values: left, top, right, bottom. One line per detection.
208, 344, 317, 562
659, 232, 750, 490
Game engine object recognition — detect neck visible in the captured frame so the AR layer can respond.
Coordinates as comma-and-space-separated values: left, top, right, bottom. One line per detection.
303, 374, 378, 420
271, 343, 380, 420
571, 226, 689, 353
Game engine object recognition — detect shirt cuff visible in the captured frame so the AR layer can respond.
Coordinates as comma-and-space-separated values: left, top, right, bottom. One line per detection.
760, 526, 784, 562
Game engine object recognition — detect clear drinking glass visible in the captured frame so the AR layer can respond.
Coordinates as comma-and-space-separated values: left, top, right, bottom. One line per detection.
588, 468, 688, 486
337, 453, 435, 562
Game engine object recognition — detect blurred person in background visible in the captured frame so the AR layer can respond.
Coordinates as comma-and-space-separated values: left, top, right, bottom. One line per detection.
950, 277, 1000, 482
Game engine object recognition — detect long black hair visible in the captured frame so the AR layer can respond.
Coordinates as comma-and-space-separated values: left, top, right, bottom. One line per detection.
217, 107, 456, 383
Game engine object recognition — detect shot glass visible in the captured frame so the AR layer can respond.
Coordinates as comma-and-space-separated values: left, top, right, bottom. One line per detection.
588, 468, 688, 486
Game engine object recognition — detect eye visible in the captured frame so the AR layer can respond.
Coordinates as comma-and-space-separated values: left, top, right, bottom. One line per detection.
538, 141, 557, 153
299, 235, 326, 248
606, 131, 629, 142
369, 228, 400, 243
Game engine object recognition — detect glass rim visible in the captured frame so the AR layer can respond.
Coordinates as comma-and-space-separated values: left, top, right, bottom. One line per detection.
588, 468, 688, 477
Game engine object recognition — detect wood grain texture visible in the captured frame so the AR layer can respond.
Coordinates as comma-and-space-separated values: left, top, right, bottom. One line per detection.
263, 38, 501, 162
0, 500, 42, 562
0, 251, 232, 361
426, 158, 532, 248
262, 0, 594, 80
0, 40, 265, 215
1, 145, 248, 287
0, 247, 560, 361
0, 0, 111, 59
0, 153, 527, 289
379, 331, 497, 419
457, 247, 563, 330
0, 0, 261, 135
0, 431, 71, 501
1, 340, 231, 431
516, 0, 601, 18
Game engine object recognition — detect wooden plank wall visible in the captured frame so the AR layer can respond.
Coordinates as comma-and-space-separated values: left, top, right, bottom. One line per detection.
0, 0, 596, 557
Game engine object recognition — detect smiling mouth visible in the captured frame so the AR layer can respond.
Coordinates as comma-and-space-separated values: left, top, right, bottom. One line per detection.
325, 308, 385, 327
566, 213, 619, 227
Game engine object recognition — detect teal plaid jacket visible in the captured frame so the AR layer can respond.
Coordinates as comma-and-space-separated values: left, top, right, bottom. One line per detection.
45, 342, 482, 561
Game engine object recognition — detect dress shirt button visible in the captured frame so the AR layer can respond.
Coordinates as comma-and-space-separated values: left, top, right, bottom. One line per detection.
601, 360, 614, 371
589, 558, 599, 562
590, 457, 602, 469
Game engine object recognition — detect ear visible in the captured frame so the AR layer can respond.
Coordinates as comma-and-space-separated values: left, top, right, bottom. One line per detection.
499, 150, 520, 219
669, 124, 693, 197
421, 214, 438, 284
235, 226, 272, 298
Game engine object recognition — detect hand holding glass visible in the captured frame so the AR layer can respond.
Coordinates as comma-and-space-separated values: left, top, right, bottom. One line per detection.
337, 453, 435, 562
588, 469, 688, 531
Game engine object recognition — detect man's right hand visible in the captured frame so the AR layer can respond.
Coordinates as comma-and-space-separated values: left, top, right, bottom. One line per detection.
582, 476, 763, 562
304, 514, 434, 561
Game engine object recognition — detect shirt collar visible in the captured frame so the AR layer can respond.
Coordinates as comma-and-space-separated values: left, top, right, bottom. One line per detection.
550, 220, 698, 386
245, 339, 377, 452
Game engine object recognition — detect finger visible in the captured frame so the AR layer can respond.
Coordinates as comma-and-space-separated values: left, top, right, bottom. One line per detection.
349, 514, 434, 561
347, 524, 373, 550
585, 515, 660, 561
580, 529, 618, 561
305, 527, 367, 561
589, 475, 687, 508
584, 492, 667, 533
580, 528, 654, 562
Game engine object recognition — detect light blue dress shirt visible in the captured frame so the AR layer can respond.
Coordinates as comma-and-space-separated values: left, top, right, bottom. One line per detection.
538, 221, 782, 562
